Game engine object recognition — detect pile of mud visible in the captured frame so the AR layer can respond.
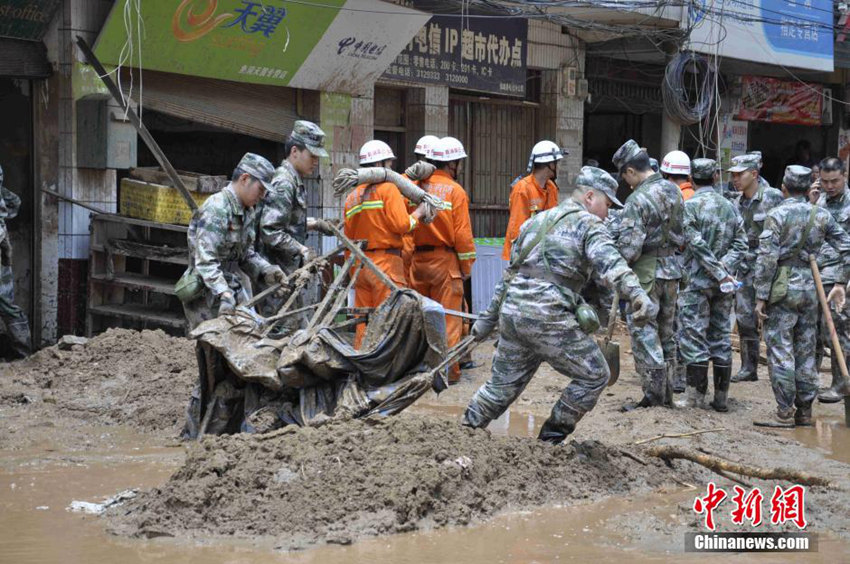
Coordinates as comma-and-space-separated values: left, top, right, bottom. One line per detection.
106, 414, 692, 550
0, 329, 195, 434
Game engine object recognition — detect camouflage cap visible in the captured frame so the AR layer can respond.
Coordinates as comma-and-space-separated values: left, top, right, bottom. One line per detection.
782, 165, 812, 190
236, 153, 275, 191
612, 139, 644, 171
576, 166, 623, 207
649, 157, 659, 172
727, 154, 760, 173
289, 120, 329, 158
748, 150, 763, 166
691, 158, 716, 180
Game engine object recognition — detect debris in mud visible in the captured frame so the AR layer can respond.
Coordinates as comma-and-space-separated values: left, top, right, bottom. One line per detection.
0, 328, 195, 434
69, 489, 138, 515
105, 414, 689, 550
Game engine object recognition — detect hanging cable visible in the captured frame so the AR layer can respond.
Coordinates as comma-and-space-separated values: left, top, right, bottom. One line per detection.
662, 51, 715, 126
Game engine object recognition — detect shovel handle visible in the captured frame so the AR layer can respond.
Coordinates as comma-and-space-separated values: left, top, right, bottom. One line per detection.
810, 256, 850, 380
606, 291, 619, 341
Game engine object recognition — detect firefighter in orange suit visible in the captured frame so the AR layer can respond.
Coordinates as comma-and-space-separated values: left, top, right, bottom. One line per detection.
502, 140, 565, 260
344, 140, 428, 348
411, 136, 476, 383
402, 135, 440, 284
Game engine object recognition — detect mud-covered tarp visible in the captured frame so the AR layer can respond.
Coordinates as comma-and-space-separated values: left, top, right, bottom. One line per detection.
186, 289, 449, 435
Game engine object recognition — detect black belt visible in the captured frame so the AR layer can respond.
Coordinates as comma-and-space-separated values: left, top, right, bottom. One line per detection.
366, 248, 402, 257
778, 257, 807, 268
643, 247, 676, 258
415, 245, 454, 252
518, 264, 584, 293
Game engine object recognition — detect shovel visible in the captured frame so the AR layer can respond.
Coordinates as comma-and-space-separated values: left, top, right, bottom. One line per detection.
598, 291, 620, 387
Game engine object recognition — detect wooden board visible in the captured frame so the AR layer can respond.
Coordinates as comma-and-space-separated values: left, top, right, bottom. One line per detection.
128, 166, 226, 194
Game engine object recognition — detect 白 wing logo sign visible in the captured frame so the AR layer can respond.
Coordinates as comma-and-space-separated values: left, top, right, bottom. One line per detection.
94, 0, 430, 95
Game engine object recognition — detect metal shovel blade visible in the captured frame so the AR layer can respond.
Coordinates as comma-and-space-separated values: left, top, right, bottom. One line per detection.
599, 337, 620, 387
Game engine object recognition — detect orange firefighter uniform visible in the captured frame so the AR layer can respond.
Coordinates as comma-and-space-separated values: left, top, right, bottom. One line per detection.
679, 181, 695, 201
410, 169, 476, 381
344, 181, 418, 348
501, 174, 559, 260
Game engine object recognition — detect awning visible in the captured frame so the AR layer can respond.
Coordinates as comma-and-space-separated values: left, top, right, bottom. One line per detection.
0, 38, 51, 78
94, 0, 430, 96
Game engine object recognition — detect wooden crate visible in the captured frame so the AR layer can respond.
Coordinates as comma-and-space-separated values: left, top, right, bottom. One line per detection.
119, 178, 213, 226
87, 213, 190, 337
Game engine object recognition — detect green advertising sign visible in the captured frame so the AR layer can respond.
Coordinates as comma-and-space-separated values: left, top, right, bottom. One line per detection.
93, 0, 430, 94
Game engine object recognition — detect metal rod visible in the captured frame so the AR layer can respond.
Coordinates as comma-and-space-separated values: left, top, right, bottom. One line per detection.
41, 188, 111, 214
326, 222, 400, 293
75, 36, 198, 213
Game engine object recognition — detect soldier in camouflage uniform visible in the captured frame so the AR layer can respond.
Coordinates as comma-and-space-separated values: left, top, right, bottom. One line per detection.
257, 121, 332, 319
814, 157, 850, 403
0, 164, 30, 358
728, 154, 784, 383
180, 153, 285, 330
612, 140, 685, 408
678, 158, 748, 411
755, 166, 850, 427
463, 167, 656, 444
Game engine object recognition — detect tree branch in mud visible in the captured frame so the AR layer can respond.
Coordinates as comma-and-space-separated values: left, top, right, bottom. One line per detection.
645, 445, 831, 487
634, 428, 726, 445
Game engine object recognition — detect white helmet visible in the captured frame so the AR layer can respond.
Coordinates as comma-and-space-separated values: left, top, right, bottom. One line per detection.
530, 140, 565, 164
430, 136, 467, 162
359, 140, 395, 165
660, 150, 691, 176
414, 135, 440, 158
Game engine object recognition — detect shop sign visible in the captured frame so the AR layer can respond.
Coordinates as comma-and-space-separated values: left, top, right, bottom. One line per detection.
0, 0, 60, 41
688, 0, 833, 73
736, 75, 823, 126
381, 14, 527, 97
94, 0, 429, 96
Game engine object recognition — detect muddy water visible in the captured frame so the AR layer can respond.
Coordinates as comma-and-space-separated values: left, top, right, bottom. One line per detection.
1, 421, 848, 563
792, 416, 850, 465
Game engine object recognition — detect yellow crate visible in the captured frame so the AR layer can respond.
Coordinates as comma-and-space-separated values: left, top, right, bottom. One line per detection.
120, 178, 212, 225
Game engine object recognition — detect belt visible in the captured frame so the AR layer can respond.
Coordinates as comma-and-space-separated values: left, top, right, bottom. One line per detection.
415, 245, 454, 252
221, 260, 239, 272
518, 264, 584, 293
778, 257, 808, 268
366, 248, 402, 257
642, 247, 676, 258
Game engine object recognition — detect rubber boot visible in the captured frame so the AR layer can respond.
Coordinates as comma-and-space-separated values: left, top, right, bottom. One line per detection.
794, 400, 814, 427
6, 317, 31, 359
684, 364, 709, 408
732, 339, 759, 382
538, 399, 584, 444
754, 405, 795, 428
642, 368, 668, 407
818, 352, 850, 403
672, 357, 686, 394
709, 363, 732, 412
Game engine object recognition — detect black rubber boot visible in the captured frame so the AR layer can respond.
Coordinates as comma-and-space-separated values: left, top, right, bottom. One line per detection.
710, 363, 732, 412
684, 363, 709, 408
818, 352, 850, 403
732, 339, 759, 382
6, 318, 31, 359
794, 400, 814, 427
538, 400, 584, 444
672, 358, 686, 394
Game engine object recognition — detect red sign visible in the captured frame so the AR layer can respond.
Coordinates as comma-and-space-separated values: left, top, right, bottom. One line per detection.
692, 483, 808, 530
737, 75, 823, 126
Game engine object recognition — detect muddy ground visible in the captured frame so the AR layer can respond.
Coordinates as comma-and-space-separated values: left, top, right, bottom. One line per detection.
0, 326, 848, 557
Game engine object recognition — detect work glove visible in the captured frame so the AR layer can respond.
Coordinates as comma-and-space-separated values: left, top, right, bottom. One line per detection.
754, 299, 768, 332
299, 244, 317, 265
827, 284, 846, 312
307, 217, 342, 235
404, 161, 436, 181
218, 291, 236, 316
471, 316, 498, 342
412, 201, 438, 225
629, 292, 657, 327
263, 266, 286, 286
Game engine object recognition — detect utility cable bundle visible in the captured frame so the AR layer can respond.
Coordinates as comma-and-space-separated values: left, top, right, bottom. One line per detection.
662, 51, 716, 125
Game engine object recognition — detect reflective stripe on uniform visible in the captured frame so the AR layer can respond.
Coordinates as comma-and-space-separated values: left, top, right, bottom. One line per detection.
457, 251, 476, 260
345, 199, 385, 219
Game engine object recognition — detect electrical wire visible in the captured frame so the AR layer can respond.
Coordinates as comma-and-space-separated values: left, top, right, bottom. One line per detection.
662, 51, 715, 125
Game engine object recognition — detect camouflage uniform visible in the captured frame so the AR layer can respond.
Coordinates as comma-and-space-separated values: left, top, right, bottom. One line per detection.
613, 140, 685, 406
256, 121, 328, 319
728, 154, 784, 382
464, 167, 650, 444
181, 154, 277, 330
755, 166, 850, 422
678, 159, 749, 409
815, 186, 850, 402
0, 164, 30, 357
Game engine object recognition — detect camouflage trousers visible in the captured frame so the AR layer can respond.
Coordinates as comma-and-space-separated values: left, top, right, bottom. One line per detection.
182, 269, 253, 331
677, 286, 734, 366
0, 263, 30, 356
735, 281, 761, 353
764, 288, 819, 410
815, 282, 850, 379
626, 278, 678, 372
463, 311, 609, 428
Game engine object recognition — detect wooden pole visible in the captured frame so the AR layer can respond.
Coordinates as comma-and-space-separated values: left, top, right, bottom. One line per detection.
810, 256, 850, 383
75, 36, 198, 213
